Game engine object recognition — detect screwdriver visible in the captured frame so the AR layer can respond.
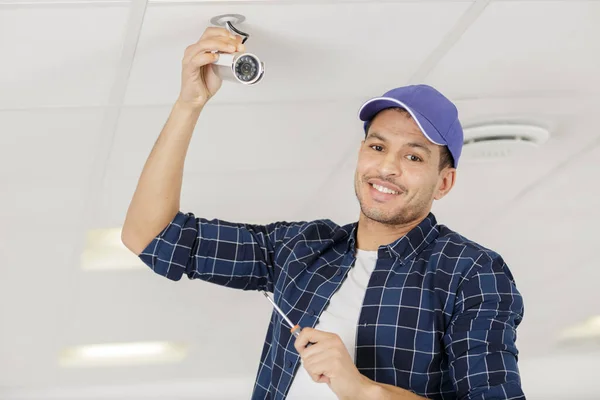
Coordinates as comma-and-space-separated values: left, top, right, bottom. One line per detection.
261, 291, 302, 338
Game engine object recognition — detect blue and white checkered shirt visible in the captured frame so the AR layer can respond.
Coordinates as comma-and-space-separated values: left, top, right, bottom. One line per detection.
139, 211, 525, 400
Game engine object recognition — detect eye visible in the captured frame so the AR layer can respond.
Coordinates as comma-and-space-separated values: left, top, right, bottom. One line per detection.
370, 144, 384, 152
406, 154, 422, 162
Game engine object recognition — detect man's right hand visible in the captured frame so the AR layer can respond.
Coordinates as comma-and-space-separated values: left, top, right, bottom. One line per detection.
178, 27, 246, 109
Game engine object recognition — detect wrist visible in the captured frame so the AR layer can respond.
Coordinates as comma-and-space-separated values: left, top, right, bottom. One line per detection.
354, 375, 384, 400
174, 97, 205, 114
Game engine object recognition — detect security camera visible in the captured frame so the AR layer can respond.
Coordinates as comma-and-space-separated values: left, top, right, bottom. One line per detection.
212, 52, 265, 85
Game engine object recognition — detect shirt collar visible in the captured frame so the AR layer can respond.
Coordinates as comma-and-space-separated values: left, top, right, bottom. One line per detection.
345, 213, 439, 263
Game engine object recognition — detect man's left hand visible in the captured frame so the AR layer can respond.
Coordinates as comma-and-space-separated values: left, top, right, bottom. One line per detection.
293, 327, 374, 399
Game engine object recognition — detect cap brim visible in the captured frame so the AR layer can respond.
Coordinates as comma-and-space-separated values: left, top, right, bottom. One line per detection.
358, 97, 445, 146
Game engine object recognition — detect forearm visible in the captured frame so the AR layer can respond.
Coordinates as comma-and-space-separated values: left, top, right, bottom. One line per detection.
375, 382, 428, 399
122, 99, 202, 254
357, 378, 428, 400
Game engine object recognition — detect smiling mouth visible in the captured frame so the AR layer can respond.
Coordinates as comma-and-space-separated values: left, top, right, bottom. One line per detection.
369, 183, 400, 195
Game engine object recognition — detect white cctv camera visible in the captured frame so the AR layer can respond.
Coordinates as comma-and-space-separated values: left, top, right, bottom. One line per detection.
209, 14, 264, 85
212, 51, 265, 85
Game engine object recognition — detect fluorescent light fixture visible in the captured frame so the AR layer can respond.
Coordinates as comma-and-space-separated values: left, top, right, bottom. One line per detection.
81, 228, 145, 270
559, 316, 600, 342
59, 341, 188, 367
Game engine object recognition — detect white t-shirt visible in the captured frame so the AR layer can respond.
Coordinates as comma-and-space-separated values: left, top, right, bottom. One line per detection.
285, 249, 378, 399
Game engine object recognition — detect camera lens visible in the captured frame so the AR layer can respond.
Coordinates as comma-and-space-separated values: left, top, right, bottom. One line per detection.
235, 55, 260, 82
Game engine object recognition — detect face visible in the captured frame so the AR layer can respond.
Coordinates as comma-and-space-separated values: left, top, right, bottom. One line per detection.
354, 108, 456, 226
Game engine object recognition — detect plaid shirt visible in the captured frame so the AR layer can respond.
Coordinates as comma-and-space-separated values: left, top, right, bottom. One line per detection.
139, 211, 525, 400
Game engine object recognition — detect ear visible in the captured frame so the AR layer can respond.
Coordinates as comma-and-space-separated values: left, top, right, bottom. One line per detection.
434, 168, 456, 200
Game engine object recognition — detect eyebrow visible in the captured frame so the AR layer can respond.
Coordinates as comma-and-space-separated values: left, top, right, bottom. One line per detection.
366, 132, 388, 143
366, 132, 432, 155
406, 142, 432, 155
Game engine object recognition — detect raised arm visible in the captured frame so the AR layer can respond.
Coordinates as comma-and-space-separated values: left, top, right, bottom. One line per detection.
121, 27, 245, 255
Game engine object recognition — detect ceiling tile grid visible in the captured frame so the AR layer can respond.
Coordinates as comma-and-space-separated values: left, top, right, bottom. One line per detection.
426, 1, 600, 98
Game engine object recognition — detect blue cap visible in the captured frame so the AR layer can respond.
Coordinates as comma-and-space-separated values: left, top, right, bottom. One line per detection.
358, 84, 463, 168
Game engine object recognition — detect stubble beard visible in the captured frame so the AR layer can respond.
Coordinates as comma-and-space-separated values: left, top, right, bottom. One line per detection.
354, 177, 430, 226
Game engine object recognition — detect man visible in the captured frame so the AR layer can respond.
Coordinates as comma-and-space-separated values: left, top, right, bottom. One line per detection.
122, 27, 525, 400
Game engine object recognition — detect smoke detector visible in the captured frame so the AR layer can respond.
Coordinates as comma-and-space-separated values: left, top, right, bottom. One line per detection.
461, 122, 550, 162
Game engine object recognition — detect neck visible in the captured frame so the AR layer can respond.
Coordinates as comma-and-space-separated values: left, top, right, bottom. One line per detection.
355, 212, 426, 251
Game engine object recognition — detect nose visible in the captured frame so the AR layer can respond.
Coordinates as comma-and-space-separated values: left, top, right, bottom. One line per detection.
378, 151, 402, 178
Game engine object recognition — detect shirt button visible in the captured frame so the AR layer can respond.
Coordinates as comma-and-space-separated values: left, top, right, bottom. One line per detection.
308, 309, 315, 316
336, 268, 342, 276
287, 360, 292, 368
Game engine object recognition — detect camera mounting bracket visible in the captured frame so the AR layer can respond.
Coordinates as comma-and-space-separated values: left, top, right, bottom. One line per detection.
210, 14, 246, 27
210, 14, 249, 44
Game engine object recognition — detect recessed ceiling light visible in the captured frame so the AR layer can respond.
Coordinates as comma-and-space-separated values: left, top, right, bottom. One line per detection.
81, 228, 145, 271
59, 341, 187, 367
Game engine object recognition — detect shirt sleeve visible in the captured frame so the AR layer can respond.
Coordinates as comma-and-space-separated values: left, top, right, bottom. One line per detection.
138, 211, 305, 292
443, 254, 526, 400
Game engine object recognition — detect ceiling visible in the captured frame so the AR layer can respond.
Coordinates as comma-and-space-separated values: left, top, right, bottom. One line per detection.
1, 0, 599, 399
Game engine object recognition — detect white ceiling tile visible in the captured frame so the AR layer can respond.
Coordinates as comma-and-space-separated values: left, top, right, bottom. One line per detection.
124, 1, 472, 105
0, 4, 130, 108
519, 353, 600, 400
106, 101, 362, 178
0, 180, 87, 225
426, 1, 600, 98
96, 167, 332, 229
0, 109, 106, 182
295, 146, 360, 224
474, 134, 600, 256
49, 272, 271, 386
0, 224, 81, 386
453, 95, 599, 127
101, 100, 367, 229
0, 109, 106, 226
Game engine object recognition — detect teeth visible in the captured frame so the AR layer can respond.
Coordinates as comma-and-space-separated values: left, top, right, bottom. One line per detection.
372, 184, 398, 195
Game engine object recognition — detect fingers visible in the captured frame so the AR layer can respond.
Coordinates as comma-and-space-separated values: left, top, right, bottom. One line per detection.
183, 38, 232, 63
200, 26, 235, 41
300, 347, 333, 384
298, 341, 323, 360
299, 337, 343, 363
294, 328, 313, 351
294, 328, 332, 352
196, 38, 237, 53
199, 27, 246, 49
184, 37, 246, 64
188, 51, 219, 70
